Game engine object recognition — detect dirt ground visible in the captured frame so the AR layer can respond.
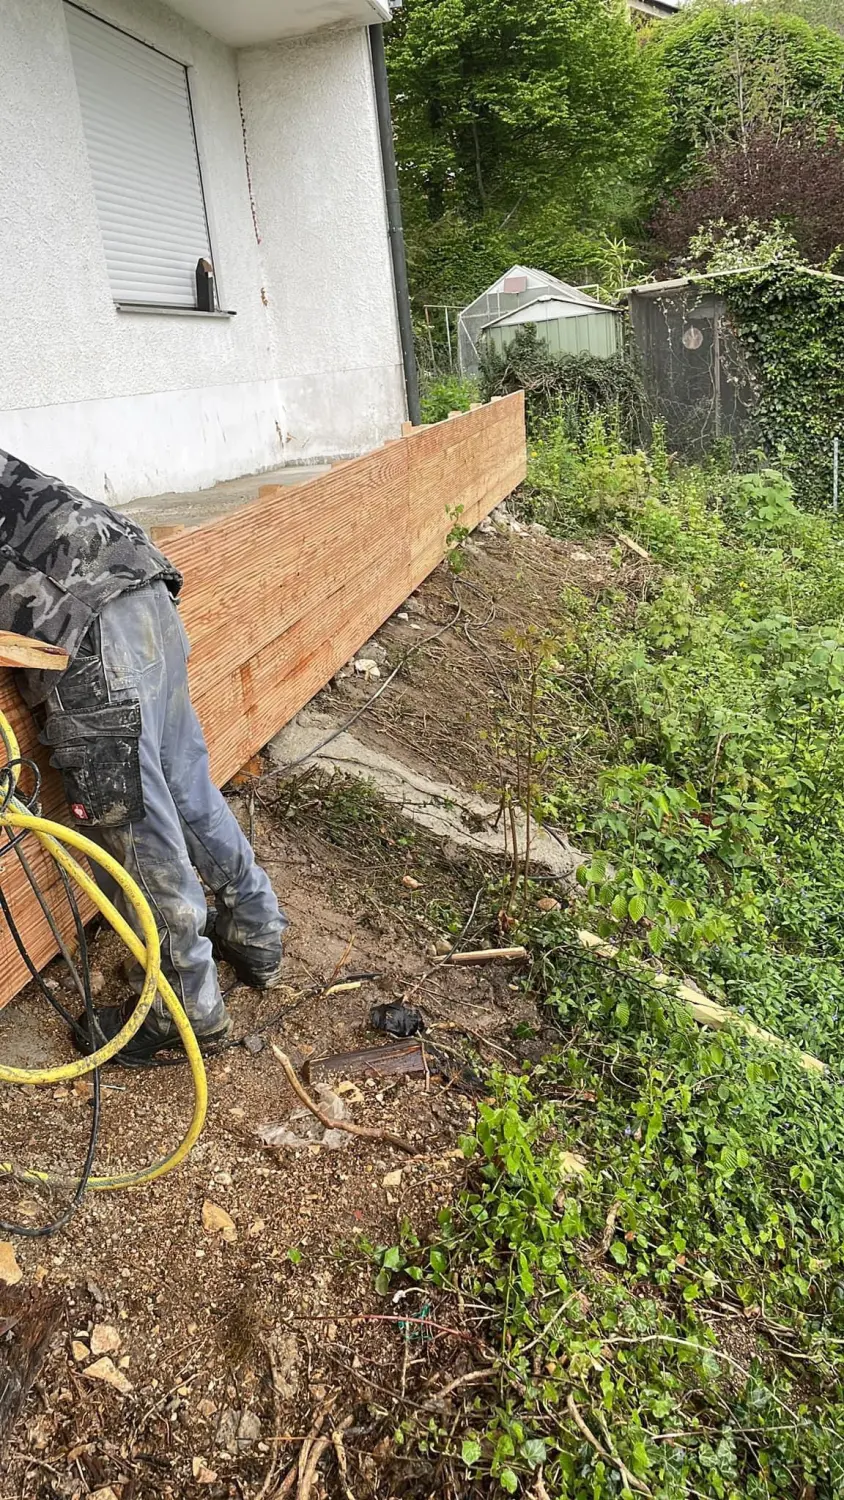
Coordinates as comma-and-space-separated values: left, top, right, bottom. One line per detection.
0, 514, 623, 1500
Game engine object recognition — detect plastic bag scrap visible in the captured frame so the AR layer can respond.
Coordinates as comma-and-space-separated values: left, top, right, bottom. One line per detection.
370, 1002, 426, 1038
257, 1083, 349, 1151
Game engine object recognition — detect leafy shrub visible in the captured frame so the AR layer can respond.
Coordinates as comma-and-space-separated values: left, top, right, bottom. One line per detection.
420, 373, 481, 425
479, 324, 646, 437
523, 409, 651, 530
382, 420, 844, 1497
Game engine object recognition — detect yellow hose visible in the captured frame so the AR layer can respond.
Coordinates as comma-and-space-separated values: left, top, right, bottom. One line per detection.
0, 710, 208, 1192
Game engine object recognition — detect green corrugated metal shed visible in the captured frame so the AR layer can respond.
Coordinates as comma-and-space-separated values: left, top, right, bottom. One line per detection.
482, 294, 622, 360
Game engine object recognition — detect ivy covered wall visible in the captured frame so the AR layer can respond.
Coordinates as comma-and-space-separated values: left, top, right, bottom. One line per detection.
715, 266, 844, 510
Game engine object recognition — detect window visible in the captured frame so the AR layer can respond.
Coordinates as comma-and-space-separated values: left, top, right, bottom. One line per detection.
65, 3, 213, 309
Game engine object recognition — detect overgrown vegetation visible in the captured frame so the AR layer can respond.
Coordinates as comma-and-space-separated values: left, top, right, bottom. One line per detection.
647, 5, 844, 196
378, 420, 844, 1496
713, 263, 844, 508
420, 373, 481, 424
386, 0, 662, 312
381, 8, 844, 1487
480, 326, 645, 439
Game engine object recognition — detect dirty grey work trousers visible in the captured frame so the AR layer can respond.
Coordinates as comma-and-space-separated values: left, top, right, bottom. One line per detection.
39, 581, 286, 1034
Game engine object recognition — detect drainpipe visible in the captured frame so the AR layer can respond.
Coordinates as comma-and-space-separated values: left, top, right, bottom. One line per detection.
369, 21, 422, 427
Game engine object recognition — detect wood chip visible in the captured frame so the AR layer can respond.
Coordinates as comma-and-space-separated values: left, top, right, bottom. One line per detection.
202, 1201, 238, 1244
82, 1357, 133, 1395
90, 1323, 121, 1356
0, 1243, 22, 1287
192, 1457, 218, 1484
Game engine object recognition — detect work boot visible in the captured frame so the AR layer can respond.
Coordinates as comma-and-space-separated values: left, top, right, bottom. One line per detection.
204, 912, 286, 990
72, 1000, 232, 1068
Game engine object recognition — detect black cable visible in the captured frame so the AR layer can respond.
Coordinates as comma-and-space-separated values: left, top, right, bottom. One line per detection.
0, 756, 43, 849
15, 842, 88, 1007
0, 837, 102, 1237
0, 883, 79, 1034
250, 600, 464, 786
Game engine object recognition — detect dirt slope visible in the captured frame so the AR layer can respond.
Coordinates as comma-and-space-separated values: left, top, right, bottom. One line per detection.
0, 515, 610, 1500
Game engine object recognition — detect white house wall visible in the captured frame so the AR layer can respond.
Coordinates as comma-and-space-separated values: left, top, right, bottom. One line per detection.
236, 28, 406, 462
0, 0, 405, 502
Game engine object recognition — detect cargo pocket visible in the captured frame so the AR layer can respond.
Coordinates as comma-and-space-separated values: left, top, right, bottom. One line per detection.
42, 703, 145, 828
55, 620, 110, 711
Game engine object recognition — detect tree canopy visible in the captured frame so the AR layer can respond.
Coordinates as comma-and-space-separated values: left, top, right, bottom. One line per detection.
651, 124, 844, 269
387, 0, 663, 307
646, 3, 844, 190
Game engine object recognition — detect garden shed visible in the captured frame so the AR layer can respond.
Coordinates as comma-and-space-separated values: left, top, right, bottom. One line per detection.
482, 293, 622, 361
458, 266, 609, 374
625, 265, 844, 506
625, 275, 756, 454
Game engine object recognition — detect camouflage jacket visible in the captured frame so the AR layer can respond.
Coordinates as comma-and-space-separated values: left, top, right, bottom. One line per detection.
0, 450, 182, 705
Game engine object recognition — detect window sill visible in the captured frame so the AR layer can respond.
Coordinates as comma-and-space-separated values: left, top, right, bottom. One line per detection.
116, 303, 236, 319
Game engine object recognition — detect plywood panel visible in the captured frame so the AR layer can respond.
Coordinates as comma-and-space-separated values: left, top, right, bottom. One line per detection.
0, 395, 526, 1008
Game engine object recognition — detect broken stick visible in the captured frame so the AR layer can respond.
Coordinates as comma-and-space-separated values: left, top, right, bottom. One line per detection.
272, 1046, 416, 1154
0, 1286, 62, 1443
439, 946, 528, 966
566, 1393, 652, 1497
615, 531, 652, 563
577, 930, 826, 1074
0, 632, 69, 672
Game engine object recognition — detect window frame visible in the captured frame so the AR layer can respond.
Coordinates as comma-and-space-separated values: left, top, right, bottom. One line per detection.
65, 2, 226, 315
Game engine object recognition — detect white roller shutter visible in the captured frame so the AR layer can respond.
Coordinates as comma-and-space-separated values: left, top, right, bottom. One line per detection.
65, 3, 212, 307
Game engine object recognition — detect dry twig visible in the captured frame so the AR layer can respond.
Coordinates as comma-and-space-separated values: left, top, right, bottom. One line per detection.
417, 1367, 494, 1410
272, 1046, 415, 1154
439, 946, 528, 966
567, 1393, 652, 1497
254, 1337, 287, 1500
533, 1470, 552, 1500
599, 1201, 621, 1259
330, 1416, 356, 1500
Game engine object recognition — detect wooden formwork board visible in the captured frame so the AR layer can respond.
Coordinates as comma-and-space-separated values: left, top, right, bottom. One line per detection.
0, 394, 526, 1008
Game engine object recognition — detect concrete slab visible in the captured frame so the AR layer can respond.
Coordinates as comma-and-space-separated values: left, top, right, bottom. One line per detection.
121, 463, 331, 532
268, 710, 584, 883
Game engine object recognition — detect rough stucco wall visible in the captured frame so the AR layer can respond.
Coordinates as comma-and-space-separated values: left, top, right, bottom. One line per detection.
236, 29, 406, 459
0, 0, 404, 499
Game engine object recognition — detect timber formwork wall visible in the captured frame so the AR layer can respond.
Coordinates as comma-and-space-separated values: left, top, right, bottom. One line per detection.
0, 394, 526, 1009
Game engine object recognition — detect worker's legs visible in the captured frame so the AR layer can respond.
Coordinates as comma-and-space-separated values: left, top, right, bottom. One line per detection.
39, 586, 226, 1035
150, 586, 287, 977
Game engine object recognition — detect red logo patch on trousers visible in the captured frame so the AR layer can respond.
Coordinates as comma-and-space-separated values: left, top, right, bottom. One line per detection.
71, 803, 90, 821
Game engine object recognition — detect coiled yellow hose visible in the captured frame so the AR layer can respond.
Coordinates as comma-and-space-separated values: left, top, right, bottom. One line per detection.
0, 709, 207, 1192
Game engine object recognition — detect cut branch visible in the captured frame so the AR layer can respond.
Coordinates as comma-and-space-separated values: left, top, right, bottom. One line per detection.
272, 1047, 416, 1154
567, 1393, 653, 1497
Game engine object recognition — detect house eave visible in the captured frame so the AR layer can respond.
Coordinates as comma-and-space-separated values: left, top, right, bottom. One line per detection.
164, 0, 391, 48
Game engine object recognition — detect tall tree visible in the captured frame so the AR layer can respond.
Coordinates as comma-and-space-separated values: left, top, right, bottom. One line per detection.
761, 0, 844, 38
387, 0, 663, 306
647, 3, 844, 190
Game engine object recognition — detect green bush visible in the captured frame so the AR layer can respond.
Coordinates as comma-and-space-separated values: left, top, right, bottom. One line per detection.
419, 373, 481, 425
523, 408, 652, 531
480, 324, 645, 439
385, 424, 844, 1496
714, 265, 844, 511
